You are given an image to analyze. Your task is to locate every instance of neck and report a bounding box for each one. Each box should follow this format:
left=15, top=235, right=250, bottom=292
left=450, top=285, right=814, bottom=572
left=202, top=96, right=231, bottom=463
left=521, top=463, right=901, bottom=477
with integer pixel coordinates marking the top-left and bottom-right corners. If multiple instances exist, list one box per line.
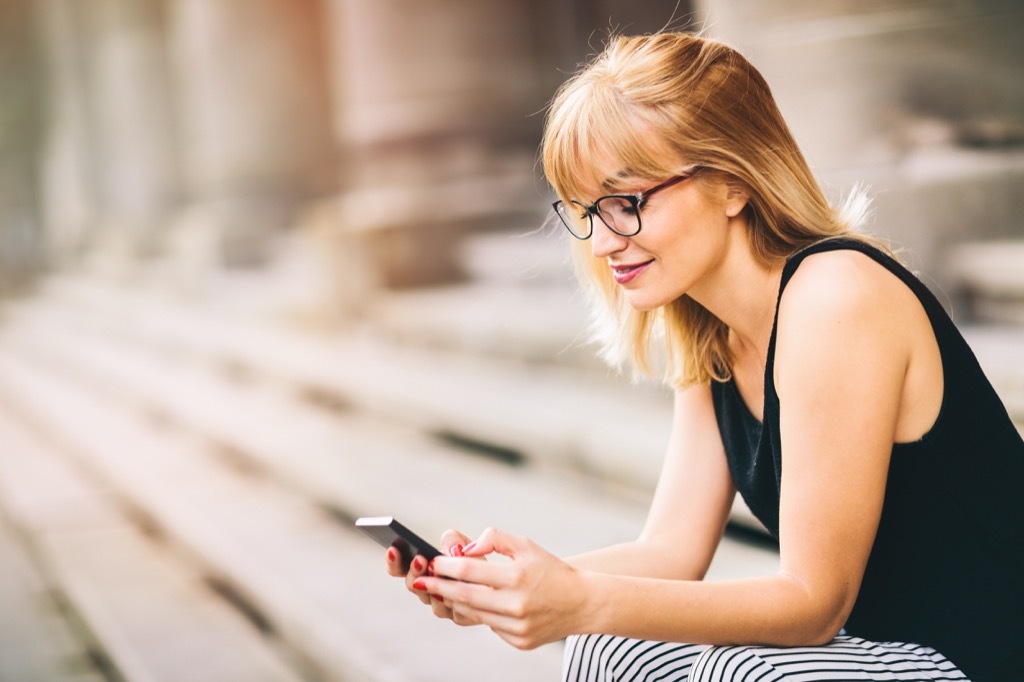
left=687, top=223, right=783, bottom=365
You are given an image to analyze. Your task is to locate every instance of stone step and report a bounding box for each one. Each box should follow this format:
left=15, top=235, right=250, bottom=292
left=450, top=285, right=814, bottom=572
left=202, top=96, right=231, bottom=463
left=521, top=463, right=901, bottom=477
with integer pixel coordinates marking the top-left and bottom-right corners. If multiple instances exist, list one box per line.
left=0, top=406, right=302, bottom=682
left=31, top=274, right=766, bottom=533
left=948, top=239, right=1024, bottom=324
left=2, top=293, right=777, bottom=575
left=35, top=277, right=672, bottom=489
left=2, top=306, right=639, bottom=555
left=370, top=282, right=596, bottom=370
left=0, top=483, right=104, bottom=682
left=384, top=226, right=608, bottom=372
left=456, top=227, right=574, bottom=288
left=0, top=334, right=572, bottom=681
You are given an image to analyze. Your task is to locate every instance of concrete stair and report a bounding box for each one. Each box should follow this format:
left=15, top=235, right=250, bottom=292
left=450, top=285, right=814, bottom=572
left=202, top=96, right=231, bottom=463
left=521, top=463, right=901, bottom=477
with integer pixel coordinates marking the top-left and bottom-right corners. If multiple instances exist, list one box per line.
left=0, top=325, right=569, bottom=681
left=0, top=458, right=106, bottom=682
left=0, top=393, right=303, bottom=682
left=949, top=239, right=1024, bottom=325
left=27, top=274, right=678, bottom=501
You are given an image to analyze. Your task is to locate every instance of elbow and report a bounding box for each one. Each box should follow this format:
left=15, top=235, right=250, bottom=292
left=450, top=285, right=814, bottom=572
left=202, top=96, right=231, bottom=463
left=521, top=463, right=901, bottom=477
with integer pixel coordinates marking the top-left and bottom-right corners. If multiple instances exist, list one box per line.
left=803, top=617, right=846, bottom=646
left=776, top=610, right=846, bottom=647
left=813, top=585, right=859, bottom=644
left=808, top=598, right=854, bottom=646
left=776, top=579, right=855, bottom=646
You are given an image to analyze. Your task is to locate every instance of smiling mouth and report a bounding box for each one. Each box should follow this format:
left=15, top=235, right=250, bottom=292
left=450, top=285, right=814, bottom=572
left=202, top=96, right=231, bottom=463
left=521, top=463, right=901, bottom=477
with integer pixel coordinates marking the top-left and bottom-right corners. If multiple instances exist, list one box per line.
left=611, top=260, right=654, bottom=284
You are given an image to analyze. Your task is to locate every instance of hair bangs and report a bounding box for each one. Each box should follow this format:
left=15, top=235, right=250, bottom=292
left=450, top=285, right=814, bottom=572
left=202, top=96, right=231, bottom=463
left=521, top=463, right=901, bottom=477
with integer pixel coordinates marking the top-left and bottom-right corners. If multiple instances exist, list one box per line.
left=544, top=80, right=677, bottom=205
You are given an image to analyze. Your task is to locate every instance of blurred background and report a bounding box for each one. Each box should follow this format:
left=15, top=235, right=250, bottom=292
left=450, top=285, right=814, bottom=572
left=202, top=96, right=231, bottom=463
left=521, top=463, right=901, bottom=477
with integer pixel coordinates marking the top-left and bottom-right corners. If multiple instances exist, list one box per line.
left=0, top=1, right=1021, bottom=680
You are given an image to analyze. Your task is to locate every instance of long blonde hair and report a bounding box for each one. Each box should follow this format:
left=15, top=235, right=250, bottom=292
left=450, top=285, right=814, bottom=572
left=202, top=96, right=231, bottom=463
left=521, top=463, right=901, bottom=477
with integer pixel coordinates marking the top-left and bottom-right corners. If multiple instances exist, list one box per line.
left=542, top=32, right=874, bottom=388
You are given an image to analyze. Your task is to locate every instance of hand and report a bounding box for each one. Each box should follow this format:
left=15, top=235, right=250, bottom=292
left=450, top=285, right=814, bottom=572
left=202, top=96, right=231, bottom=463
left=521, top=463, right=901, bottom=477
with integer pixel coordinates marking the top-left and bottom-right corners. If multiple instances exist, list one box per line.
left=414, top=528, right=588, bottom=650
left=385, top=529, right=473, bottom=620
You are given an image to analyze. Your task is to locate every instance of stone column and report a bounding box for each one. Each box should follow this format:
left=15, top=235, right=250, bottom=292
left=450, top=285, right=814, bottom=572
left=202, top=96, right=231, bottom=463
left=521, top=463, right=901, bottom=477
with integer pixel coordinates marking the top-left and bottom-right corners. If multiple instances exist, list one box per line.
left=319, top=0, right=552, bottom=290
left=81, top=0, right=178, bottom=276
left=164, top=0, right=333, bottom=276
left=35, top=0, right=96, bottom=269
left=0, top=0, right=45, bottom=292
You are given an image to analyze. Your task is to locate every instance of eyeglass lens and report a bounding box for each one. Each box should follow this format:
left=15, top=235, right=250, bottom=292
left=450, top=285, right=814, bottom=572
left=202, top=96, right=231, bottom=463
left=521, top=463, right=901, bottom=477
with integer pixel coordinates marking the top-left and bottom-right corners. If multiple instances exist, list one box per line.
left=556, top=196, right=640, bottom=239
left=555, top=201, right=591, bottom=238
left=593, top=196, right=640, bottom=235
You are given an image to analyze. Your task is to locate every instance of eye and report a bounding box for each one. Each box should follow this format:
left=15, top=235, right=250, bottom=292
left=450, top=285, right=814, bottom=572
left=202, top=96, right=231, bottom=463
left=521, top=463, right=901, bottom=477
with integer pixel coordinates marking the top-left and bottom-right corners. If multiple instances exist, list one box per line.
left=598, top=196, right=636, bottom=218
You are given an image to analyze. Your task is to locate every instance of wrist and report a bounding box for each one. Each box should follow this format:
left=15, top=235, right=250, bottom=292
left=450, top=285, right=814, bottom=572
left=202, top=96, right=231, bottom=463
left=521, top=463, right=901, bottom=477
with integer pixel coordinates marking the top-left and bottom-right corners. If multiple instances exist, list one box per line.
left=572, top=569, right=611, bottom=636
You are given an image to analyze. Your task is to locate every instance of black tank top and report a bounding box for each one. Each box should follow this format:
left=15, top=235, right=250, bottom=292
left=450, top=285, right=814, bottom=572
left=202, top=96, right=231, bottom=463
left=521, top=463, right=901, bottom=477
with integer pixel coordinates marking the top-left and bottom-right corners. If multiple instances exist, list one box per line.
left=711, top=238, right=1024, bottom=681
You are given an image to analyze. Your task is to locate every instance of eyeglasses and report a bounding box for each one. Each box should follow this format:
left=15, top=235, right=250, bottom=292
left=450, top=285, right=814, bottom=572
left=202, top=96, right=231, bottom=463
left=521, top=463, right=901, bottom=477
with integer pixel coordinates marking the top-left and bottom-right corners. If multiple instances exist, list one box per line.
left=552, top=167, right=701, bottom=240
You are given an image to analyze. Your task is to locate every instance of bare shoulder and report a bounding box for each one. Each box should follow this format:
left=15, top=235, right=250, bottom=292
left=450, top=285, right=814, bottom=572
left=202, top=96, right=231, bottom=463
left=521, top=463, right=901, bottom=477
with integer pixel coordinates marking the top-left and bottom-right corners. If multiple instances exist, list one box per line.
left=774, top=248, right=925, bottom=392
left=777, top=248, right=916, bottom=332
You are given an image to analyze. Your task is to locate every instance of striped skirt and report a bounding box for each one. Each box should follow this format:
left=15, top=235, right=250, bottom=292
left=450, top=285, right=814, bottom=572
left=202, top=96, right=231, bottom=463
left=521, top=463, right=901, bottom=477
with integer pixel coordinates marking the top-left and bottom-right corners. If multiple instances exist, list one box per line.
left=562, top=633, right=969, bottom=681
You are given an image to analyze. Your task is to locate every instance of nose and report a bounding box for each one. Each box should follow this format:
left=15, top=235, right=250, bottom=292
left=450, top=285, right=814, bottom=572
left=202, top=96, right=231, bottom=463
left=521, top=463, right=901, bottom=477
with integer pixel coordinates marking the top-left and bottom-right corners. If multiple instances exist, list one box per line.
left=590, top=220, right=629, bottom=259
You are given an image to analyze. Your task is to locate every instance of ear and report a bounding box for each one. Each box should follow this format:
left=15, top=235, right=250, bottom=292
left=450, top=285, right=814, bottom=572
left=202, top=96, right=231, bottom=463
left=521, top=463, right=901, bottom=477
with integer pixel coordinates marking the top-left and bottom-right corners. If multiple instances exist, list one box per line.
left=724, top=182, right=750, bottom=218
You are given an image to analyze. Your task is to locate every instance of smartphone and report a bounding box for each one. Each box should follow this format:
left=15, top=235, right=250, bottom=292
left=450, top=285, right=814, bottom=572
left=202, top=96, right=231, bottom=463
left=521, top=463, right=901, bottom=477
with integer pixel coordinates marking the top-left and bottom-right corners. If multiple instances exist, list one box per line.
left=355, top=516, right=441, bottom=567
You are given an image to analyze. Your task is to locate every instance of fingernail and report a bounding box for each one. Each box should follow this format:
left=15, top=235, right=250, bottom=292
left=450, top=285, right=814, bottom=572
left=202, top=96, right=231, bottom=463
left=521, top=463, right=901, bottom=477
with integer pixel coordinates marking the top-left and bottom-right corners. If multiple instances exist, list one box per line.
left=413, top=557, right=426, bottom=571
left=386, top=547, right=397, bottom=562
left=448, top=544, right=464, bottom=557
left=412, top=578, right=427, bottom=591
left=462, top=542, right=477, bottom=555
left=427, top=559, right=435, bottom=576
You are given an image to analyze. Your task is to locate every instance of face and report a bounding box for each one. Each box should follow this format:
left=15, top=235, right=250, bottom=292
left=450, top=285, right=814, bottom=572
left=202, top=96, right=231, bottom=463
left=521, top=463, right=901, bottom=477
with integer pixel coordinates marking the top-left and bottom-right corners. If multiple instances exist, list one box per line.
left=584, top=170, right=749, bottom=311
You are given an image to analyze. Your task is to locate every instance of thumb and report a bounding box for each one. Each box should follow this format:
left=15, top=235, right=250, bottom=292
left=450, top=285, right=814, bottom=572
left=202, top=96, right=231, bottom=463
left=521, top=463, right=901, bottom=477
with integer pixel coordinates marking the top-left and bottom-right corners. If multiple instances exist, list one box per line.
left=440, top=529, right=472, bottom=556
left=461, top=527, right=529, bottom=560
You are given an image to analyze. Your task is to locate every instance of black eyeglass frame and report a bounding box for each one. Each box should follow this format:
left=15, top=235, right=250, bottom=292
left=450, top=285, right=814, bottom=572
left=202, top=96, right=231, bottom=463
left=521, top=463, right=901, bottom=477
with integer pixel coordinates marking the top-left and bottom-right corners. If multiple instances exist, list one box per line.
left=552, top=167, right=702, bottom=240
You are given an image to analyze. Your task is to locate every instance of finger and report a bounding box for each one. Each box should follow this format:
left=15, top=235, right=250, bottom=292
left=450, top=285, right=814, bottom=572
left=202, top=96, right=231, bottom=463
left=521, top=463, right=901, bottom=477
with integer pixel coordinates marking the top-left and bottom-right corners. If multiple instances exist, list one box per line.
left=448, top=598, right=527, bottom=637
left=412, top=576, right=455, bottom=615
left=385, top=546, right=408, bottom=577
left=461, top=527, right=530, bottom=560
left=451, top=603, right=483, bottom=627
left=491, top=626, right=538, bottom=651
left=429, top=596, right=453, bottom=620
left=405, top=555, right=432, bottom=605
left=431, top=556, right=523, bottom=590
left=416, top=572, right=516, bottom=615
left=440, top=529, right=472, bottom=557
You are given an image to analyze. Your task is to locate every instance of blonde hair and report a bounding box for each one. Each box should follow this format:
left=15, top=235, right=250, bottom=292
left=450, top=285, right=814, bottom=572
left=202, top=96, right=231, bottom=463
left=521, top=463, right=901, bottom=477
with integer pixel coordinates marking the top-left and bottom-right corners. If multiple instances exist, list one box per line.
left=542, top=32, right=876, bottom=388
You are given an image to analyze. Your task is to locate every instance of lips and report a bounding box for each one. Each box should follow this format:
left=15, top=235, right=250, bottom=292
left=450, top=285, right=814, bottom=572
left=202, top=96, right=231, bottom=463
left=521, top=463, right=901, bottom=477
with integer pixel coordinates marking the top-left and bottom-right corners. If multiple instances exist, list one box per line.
left=611, top=259, right=654, bottom=284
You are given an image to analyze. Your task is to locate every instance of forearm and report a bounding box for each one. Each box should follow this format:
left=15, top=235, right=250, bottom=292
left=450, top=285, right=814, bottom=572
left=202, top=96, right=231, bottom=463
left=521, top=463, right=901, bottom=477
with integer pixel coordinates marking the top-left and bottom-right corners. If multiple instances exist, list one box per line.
left=576, top=571, right=844, bottom=647
left=566, top=538, right=711, bottom=581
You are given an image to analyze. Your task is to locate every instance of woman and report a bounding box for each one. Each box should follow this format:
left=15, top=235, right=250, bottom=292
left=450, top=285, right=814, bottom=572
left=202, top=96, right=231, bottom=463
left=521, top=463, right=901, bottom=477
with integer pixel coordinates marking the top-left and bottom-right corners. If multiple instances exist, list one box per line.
left=386, top=32, right=1024, bottom=681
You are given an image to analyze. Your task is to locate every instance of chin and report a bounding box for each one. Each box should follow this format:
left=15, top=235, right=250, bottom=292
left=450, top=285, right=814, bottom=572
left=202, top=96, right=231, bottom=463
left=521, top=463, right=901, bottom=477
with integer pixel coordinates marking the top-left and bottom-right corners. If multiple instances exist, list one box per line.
left=622, top=290, right=670, bottom=312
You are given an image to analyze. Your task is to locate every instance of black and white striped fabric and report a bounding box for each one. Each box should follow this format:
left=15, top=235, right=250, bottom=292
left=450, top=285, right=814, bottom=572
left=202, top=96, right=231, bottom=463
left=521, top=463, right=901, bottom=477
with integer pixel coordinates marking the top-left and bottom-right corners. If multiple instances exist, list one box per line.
left=562, top=634, right=969, bottom=681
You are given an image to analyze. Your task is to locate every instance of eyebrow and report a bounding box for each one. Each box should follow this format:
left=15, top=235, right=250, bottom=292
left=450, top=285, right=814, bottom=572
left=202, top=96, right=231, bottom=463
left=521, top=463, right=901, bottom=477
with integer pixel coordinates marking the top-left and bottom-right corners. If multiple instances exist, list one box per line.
left=600, top=169, right=639, bottom=192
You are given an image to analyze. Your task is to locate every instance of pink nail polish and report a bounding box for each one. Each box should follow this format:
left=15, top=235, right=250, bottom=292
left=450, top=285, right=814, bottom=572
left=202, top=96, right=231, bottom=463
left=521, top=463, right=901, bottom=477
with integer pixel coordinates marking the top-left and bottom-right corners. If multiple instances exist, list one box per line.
left=462, top=542, right=477, bottom=555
